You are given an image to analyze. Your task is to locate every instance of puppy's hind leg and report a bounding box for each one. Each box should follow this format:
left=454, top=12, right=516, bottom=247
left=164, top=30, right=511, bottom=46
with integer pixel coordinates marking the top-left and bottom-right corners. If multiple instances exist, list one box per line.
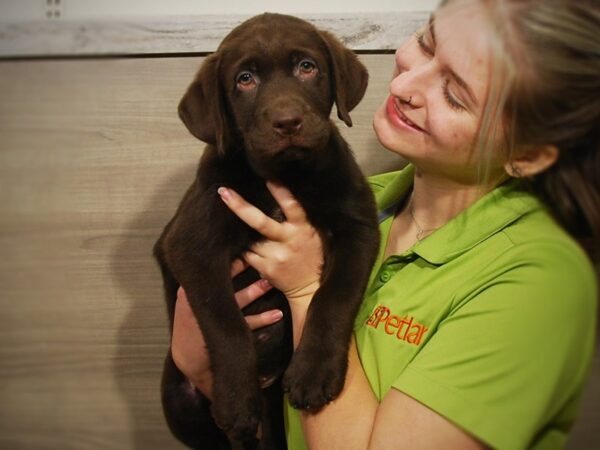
left=156, top=236, right=232, bottom=449
left=257, top=381, right=287, bottom=450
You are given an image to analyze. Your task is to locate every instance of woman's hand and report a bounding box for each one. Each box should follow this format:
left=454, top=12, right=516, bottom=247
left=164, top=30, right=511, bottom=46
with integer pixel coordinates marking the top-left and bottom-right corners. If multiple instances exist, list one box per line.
left=171, top=259, right=282, bottom=399
left=217, top=182, right=323, bottom=302
left=218, top=182, right=324, bottom=347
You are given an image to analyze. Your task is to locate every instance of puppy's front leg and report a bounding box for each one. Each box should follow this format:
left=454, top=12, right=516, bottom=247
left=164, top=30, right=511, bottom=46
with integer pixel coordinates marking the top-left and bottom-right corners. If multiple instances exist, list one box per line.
left=175, top=256, right=262, bottom=442
left=164, top=190, right=263, bottom=442
left=283, top=223, right=379, bottom=412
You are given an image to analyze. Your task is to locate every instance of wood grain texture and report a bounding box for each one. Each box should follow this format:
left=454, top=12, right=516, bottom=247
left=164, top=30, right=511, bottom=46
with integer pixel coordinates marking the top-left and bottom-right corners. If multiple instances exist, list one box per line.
left=0, top=54, right=398, bottom=450
left=0, top=55, right=597, bottom=450
left=0, top=12, right=427, bottom=58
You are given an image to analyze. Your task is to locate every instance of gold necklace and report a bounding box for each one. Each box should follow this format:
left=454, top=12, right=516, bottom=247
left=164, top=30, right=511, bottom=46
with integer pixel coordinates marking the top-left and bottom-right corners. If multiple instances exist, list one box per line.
left=409, top=205, right=439, bottom=241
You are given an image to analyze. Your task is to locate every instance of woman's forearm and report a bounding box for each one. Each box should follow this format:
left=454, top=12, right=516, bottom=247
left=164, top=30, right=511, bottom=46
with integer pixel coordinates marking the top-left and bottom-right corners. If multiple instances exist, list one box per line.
left=288, top=294, right=312, bottom=349
left=190, top=371, right=214, bottom=400
left=299, top=337, right=379, bottom=450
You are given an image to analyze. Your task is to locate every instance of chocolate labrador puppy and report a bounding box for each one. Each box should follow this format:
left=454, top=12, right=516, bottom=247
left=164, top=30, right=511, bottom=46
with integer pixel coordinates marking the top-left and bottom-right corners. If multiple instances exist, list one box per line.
left=154, top=13, right=379, bottom=449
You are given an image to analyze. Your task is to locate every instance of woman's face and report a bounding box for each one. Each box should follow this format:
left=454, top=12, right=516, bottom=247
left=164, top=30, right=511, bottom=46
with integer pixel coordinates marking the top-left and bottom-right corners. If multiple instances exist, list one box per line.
left=373, top=0, right=507, bottom=185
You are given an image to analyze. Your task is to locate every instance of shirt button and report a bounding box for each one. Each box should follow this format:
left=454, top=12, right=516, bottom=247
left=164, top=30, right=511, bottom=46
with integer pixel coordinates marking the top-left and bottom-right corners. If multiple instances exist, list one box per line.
left=379, top=271, right=392, bottom=283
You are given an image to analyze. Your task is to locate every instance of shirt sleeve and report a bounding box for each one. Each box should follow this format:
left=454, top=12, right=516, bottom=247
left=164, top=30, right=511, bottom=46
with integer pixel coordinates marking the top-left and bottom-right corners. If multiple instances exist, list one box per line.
left=392, top=242, right=597, bottom=450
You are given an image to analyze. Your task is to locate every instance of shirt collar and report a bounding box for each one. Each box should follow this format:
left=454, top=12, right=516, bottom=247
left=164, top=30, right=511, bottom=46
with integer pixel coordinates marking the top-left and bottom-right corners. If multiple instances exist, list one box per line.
left=374, top=165, right=543, bottom=265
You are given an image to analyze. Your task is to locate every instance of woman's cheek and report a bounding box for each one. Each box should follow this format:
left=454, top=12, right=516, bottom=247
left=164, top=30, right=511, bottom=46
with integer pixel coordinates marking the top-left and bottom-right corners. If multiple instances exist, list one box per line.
left=430, top=100, right=475, bottom=143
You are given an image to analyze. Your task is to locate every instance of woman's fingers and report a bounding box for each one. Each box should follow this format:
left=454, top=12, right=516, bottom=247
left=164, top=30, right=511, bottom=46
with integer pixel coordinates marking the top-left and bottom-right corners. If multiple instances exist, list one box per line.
left=232, top=268, right=282, bottom=330
left=178, top=283, right=281, bottom=332
left=218, top=187, right=285, bottom=241
left=230, top=258, right=248, bottom=277
left=245, top=309, right=283, bottom=330
left=181, top=259, right=275, bottom=314
left=234, top=277, right=272, bottom=309
left=266, top=181, right=307, bottom=224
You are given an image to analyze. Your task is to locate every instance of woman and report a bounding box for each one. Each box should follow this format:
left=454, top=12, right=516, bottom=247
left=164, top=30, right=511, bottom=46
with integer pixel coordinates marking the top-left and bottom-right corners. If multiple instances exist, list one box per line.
left=171, top=0, right=599, bottom=448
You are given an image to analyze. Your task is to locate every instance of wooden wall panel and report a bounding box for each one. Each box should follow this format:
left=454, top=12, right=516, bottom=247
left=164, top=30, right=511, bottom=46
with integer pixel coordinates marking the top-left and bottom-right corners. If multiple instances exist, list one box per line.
left=0, top=55, right=397, bottom=449
left=0, top=13, right=427, bottom=57
left=0, top=55, right=597, bottom=449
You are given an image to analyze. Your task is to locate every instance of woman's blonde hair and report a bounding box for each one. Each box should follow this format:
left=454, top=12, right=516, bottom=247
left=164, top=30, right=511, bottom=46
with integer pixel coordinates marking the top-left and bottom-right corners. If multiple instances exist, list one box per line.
left=475, top=0, right=600, bottom=262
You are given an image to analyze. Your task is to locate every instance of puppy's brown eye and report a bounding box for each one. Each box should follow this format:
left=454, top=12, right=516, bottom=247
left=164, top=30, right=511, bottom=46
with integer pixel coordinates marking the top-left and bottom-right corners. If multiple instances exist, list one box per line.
left=295, top=58, right=318, bottom=80
left=236, top=71, right=257, bottom=90
left=299, top=60, right=316, bottom=73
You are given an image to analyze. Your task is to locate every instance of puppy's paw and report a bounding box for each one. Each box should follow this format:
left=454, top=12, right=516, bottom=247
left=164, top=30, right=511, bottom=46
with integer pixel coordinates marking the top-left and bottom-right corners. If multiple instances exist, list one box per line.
left=282, top=350, right=347, bottom=412
left=211, top=385, right=261, bottom=442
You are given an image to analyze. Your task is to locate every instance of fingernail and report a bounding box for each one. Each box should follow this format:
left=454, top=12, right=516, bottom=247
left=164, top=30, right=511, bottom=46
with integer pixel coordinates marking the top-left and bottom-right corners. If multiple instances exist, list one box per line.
left=259, top=278, right=272, bottom=289
left=217, top=187, right=231, bottom=201
left=270, top=310, right=283, bottom=321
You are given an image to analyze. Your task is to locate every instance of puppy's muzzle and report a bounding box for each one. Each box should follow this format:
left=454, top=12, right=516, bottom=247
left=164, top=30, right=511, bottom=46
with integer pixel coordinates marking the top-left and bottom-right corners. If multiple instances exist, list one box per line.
left=273, top=109, right=303, bottom=137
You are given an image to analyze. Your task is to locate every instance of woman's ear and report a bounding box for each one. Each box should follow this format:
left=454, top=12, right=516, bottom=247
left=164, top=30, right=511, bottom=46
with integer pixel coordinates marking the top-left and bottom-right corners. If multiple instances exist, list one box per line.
left=504, top=145, right=559, bottom=178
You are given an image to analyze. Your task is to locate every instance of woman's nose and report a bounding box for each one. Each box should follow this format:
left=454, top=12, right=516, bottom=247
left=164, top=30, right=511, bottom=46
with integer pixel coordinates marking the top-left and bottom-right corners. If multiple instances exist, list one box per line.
left=389, top=57, right=437, bottom=108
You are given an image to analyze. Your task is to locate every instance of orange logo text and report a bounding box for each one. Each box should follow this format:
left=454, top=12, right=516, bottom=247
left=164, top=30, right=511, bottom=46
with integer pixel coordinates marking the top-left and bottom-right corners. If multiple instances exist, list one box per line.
left=366, top=305, right=428, bottom=346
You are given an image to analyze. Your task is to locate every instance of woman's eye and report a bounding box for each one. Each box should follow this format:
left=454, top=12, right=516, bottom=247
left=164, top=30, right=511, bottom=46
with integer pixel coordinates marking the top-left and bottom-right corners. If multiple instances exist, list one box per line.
left=415, top=31, right=434, bottom=57
left=443, top=79, right=465, bottom=112
left=236, top=71, right=257, bottom=89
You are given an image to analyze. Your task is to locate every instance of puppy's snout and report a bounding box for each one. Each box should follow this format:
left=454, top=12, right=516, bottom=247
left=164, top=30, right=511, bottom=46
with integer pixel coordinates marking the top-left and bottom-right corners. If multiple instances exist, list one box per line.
left=273, top=113, right=303, bottom=137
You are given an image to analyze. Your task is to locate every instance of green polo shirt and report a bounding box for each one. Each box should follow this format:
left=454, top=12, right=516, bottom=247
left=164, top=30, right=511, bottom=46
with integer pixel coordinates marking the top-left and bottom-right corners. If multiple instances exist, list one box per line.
left=285, top=165, right=597, bottom=450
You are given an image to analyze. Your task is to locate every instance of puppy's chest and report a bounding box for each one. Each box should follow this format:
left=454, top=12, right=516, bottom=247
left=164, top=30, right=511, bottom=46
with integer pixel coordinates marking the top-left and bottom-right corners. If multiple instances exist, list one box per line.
left=250, top=193, right=287, bottom=226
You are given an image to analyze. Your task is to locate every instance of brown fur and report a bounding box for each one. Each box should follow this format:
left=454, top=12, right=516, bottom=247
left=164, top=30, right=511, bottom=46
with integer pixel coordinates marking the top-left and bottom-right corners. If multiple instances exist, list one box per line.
left=154, top=13, right=379, bottom=449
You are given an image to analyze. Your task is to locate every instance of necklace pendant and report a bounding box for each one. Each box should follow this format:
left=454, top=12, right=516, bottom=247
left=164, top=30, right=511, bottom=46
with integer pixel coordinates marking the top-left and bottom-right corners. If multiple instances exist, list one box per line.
left=416, top=230, right=425, bottom=241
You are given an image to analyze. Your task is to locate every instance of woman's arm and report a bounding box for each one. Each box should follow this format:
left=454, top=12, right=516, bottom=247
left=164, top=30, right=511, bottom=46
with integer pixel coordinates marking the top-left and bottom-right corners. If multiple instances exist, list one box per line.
left=293, top=333, right=485, bottom=450
left=218, top=184, right=488, bottom=449
left=300, top=337, right=378, bottom=449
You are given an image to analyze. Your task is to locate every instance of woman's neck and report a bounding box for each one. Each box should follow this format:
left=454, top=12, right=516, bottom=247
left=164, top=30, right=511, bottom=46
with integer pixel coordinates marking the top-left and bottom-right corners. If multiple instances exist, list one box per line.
left=408, top=171, right=492, bottom=230
left=383, top=169, right=501, bottom=259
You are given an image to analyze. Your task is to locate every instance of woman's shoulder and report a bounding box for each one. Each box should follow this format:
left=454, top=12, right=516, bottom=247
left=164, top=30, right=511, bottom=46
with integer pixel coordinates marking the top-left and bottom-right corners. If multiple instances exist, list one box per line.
left=480, top=205, right=598, bottom=316
left=503, top=205, right=594, bottom=275
left=475, top=183, right=596, bottom=286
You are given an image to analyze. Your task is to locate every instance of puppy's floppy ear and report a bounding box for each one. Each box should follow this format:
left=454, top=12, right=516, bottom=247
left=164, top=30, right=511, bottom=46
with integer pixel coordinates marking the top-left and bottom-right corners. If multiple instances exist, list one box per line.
left=178, top=53, right=230, bottom=153
left=319, top=30, right=369, bottom=127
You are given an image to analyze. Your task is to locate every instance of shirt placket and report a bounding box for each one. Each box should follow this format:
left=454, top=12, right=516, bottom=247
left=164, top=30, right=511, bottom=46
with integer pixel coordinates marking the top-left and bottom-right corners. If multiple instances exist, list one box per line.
left=367, top=253, right=416, bottom=297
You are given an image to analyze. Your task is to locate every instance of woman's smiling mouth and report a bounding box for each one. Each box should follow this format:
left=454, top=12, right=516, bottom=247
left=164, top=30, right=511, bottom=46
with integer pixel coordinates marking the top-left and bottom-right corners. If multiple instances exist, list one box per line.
left=385, top=96, right=427, bottom=134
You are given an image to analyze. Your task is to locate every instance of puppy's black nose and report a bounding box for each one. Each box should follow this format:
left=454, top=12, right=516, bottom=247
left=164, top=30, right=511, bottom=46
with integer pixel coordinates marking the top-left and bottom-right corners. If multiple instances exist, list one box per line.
left=273, top=115, right=303, bottom=137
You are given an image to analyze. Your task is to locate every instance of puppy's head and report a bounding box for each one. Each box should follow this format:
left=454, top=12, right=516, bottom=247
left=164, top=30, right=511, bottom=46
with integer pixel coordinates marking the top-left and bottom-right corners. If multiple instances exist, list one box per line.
left=178, top=13, right=368, bottom=178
